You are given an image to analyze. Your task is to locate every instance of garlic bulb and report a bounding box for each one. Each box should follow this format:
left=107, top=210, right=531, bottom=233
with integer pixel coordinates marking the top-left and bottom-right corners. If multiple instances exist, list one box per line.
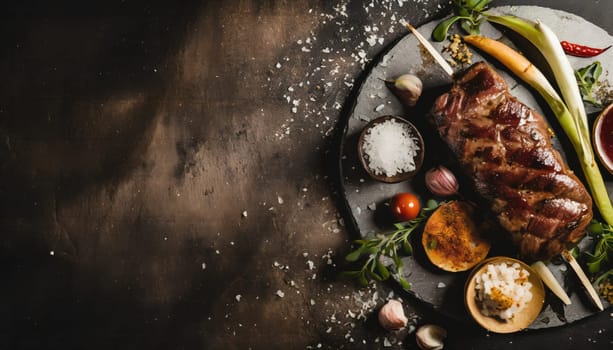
left=424, top=166, right=459, bottom=197
left=415, top=324, right=447, bottom=350
left=378, top=299, right=408, bottom=331
left=385, top=74, right=423, bottom=107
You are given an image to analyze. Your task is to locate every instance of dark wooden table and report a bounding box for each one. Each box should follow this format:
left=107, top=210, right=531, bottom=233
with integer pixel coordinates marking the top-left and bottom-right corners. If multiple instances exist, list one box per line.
left=1, top=1, right=611, bottom=349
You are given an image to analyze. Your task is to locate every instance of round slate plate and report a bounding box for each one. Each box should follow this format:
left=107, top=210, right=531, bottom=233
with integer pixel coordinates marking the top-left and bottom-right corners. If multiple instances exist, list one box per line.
left=339, top=6, right=613, bottom=330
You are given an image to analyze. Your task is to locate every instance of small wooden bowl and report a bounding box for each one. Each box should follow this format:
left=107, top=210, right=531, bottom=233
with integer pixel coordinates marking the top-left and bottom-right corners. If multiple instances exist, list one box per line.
left=357, top=116, right=425, bottom=183
left=464, top=257, right=545, bottom=334
left=593, top=103, right=613, bottom=175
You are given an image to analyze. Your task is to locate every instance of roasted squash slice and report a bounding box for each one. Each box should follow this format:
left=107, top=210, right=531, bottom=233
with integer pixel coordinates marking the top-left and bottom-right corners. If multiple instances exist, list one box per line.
left=422, top=201, right=491, bottom=272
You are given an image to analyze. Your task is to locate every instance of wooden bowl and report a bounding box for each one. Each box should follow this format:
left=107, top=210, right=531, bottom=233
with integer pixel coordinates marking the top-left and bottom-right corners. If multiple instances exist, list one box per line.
left=357, top=116, right=424, bottom=183
left=593, top=103, right=613, bottom=175
left=464, top=257, right=545, bottom=334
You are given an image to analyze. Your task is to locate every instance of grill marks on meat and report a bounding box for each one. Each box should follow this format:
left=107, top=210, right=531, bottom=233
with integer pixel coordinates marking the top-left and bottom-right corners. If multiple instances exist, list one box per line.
left=431, top=62, right=593, bottom=261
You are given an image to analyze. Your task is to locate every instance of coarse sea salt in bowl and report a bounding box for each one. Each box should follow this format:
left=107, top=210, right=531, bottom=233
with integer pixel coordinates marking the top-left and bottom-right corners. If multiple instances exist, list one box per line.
left=464, top=257, right=545, bottom=334
left=357, top=116, right=424, bottom=183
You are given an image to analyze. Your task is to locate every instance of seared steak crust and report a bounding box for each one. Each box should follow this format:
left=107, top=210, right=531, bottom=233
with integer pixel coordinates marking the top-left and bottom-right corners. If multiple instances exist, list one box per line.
left=431, top=62, right=593, bottom=261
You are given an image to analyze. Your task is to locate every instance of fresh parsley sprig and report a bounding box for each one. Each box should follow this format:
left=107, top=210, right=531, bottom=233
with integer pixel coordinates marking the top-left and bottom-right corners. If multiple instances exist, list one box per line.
left=343, top=200, right=440, bottom=289
left=432, top=0, right=493, bottom=41
left=583, top=220, right=613, bottom=285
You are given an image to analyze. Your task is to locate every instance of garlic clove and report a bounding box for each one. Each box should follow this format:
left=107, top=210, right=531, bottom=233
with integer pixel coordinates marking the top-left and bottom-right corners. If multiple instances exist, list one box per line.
left=424, top=165, right=459, bottom=197
left=415, top=324, right=447, bottom=350
left=378, top=299, right=408, bottom=331
left=385, top=74, right=423, bottom=107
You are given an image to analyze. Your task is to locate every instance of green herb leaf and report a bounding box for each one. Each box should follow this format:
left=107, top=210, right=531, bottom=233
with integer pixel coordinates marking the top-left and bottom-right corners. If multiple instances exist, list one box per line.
left=402, top=238, right=413, bottom=255
left=345, top=248, right=363, bottom=262
left=586, top=252, right=607, bottom=274
left=432, top=0, right=492, bottom=41
left=376, top=260, right=391, bottom=280
left=433, top=16, right=466, bottom=42
left=398, top=275, right=411, bottom=290
left=575, top=61, right=603, bottom=106
left=594, top=268, right=613, bottom=286
left=342, top=201, right=440, bottom=287
left=358, top=273, right=369, bottom=286
left=581, top=220, right=613, bottom=282
left=472, top=0, right=493, bottom=12
left=340, top=270, right=362, bottom=279
left=588, top=220, right=605, bottom=235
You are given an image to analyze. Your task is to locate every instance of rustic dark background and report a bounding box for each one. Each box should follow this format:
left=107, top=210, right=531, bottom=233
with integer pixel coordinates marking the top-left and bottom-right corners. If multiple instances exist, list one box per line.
left=0, top=0, right=611, bottom=349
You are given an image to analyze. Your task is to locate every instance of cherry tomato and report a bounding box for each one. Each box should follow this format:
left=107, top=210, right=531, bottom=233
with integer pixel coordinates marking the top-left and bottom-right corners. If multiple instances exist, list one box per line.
left=390, top=193, right=421, bottom=221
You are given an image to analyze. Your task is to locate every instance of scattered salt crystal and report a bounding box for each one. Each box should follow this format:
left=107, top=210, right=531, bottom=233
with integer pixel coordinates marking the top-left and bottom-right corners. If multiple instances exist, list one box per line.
left=275, top=62, right=281, bottom=69
left=277, top=196, right=284, bottom=204
left=374, top=104, right=385, bottom=112
left=367, top=202, right=376, bottom=211
left=49, top=251, right=55, bottom=256
left=276, top=290, right=285, bottom=298
left=437, top=282, right=446, bottom=288
left=366, top=34, right=378, bottom=47
left=242, top=210, right=248, bottom=217
left=235, top=294, right=242, bottom=302
left=201, top=262, right=206, bottom=270
left=383, top=337, right=392, bottom=347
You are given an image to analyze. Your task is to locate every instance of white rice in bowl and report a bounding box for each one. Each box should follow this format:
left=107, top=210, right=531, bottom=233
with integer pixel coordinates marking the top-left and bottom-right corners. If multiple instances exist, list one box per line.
left=474, top=262, right=533, bottom=321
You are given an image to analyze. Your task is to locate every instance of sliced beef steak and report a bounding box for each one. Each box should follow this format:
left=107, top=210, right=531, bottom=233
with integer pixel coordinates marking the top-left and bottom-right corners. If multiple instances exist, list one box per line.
left=431, top=62, right=593, bottom=261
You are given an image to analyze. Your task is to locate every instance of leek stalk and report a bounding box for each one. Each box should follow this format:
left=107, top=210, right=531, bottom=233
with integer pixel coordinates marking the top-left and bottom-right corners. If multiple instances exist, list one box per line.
left=481, top=14, right=613, bottom=225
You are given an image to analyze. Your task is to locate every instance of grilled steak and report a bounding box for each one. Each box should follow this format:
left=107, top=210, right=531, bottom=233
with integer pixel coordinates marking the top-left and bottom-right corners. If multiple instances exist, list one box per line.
left=431, top=62, right=593, bottom=261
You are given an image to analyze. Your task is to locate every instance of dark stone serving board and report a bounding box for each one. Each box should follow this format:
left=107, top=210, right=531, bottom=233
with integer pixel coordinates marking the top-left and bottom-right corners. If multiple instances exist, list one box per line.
left=339, top=6, right=613, bottom=330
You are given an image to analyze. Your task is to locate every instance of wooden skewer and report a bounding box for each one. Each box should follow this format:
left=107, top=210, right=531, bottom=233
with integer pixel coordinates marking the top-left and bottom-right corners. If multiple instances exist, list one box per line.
left=404, top=22, right=455, bottom=77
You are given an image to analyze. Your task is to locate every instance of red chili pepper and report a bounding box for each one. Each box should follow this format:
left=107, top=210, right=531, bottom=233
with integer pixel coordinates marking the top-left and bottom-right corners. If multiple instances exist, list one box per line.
left=561, top=40, right=611, bottom=57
